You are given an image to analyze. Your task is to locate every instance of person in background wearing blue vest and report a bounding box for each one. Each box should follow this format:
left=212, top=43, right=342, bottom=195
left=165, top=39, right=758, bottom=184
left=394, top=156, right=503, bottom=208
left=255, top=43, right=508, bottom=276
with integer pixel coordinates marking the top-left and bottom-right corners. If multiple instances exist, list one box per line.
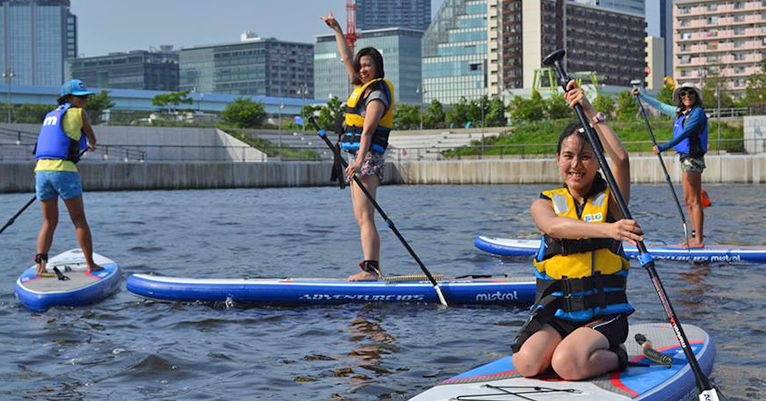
left=322, top=12, right=396, bottom=281
left=511, top=81, right=643, bottom=381
left=633, top=83, right=708, bottom=248
left=33, top=79, right=102, bottom=276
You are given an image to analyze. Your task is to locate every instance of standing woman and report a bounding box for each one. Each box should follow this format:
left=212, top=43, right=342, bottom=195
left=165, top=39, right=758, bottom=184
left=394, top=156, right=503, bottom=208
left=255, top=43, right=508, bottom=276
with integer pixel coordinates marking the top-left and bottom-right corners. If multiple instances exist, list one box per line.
left=33, top=79, right=102, bottom=275
left=512, top=81, right=643, bottom=380
left=633, top=83, right=707, bottom=248
left=321, top=11, right=395, bottom=281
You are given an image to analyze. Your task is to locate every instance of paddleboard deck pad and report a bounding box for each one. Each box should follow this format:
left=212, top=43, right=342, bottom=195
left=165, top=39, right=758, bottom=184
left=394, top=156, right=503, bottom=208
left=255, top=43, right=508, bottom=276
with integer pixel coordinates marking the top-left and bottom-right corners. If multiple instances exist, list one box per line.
left=14, top=249, right=121, bottom=311
left=126, top=274, right=536, bottom=306
left=476, top=236, right=766, bottom=264
left=410, top=323, right=714, bottom=401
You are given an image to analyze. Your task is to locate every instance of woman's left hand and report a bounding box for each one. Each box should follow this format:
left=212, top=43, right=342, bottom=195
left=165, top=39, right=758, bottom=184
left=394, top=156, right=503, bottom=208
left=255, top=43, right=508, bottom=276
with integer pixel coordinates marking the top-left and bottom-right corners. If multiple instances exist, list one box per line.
left=345, top=160, right=362, bottom=178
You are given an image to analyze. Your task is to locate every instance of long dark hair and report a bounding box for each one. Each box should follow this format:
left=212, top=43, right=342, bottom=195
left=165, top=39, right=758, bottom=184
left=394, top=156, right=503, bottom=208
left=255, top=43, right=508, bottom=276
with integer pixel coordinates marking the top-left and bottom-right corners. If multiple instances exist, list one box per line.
left=351, top=47, right=385, bottom=85
left=556, top=123, right=587, bottom=154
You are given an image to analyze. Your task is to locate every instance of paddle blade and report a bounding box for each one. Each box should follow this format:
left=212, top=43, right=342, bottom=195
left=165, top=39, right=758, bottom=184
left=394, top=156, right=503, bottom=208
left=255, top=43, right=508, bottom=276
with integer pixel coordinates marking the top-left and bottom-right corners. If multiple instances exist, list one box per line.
left=701, top=188, right=712, bottom=208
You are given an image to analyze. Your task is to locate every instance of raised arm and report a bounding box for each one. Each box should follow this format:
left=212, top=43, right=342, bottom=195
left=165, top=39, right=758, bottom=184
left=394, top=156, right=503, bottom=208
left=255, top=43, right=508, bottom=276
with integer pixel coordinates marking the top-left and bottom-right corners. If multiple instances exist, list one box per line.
left=632, top=88, right=677, bottom=117
left=321, top=11, right=356, bottom=80
left=564, top=80, right=631, bottom=204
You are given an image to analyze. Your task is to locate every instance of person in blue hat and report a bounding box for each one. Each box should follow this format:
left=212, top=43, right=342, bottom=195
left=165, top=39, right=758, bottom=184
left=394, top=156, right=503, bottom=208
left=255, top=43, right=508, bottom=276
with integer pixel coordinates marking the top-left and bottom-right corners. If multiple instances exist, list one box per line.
left=32, top=79, right=103, bottom=275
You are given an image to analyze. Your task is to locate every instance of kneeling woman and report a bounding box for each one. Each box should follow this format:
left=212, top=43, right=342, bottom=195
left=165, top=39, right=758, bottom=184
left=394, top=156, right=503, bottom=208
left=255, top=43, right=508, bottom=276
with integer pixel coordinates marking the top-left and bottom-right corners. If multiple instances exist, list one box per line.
left=512, top=81, right=644, bottom=381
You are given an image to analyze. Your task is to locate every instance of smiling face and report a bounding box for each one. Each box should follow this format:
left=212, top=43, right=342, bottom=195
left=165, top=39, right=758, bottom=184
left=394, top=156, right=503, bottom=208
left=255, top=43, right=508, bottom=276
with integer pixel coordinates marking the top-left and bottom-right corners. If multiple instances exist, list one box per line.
left=358, top=55, right=377, bottom=84
left=680, top=89, right=696, bottom=109
left=557, top=134, right=599, bottom=196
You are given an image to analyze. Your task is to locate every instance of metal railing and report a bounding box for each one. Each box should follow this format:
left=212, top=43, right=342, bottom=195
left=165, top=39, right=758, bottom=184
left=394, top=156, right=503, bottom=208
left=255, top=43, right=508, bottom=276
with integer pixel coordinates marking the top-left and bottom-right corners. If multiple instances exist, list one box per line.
left=0, top=126, right=147, bottom=161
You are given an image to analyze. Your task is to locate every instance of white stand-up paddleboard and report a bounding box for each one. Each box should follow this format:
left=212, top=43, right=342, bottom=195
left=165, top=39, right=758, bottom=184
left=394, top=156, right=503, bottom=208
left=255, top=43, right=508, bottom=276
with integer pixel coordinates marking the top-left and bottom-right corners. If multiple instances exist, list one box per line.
left=476, top=236, right=766, bottom=264
left=14, top=249, right=121, bottom=311
left=410, top=323, right=715, bottom=401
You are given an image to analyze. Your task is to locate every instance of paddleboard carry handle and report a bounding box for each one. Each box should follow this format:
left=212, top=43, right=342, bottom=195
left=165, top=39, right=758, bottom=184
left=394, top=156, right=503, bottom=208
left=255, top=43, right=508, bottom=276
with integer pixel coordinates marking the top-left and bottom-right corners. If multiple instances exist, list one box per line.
left=308, top=116, right=449, bottom=307
left=543, top=49, right=720, bottom=401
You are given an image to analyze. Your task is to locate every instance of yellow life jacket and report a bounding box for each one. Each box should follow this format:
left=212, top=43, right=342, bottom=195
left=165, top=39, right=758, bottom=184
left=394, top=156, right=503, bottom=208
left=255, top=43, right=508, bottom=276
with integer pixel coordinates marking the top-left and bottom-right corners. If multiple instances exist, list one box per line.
left=341, top=78, right=395, bottom=154
left=533, top=185, right=630, bottom=280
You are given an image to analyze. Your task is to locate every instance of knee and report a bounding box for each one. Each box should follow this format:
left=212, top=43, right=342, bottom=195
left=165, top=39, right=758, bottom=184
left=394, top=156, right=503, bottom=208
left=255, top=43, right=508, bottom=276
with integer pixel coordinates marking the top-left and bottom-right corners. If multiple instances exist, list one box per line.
left=551, top=349, right=585, bottom=381
left=512, top=349, right=546, bottom=378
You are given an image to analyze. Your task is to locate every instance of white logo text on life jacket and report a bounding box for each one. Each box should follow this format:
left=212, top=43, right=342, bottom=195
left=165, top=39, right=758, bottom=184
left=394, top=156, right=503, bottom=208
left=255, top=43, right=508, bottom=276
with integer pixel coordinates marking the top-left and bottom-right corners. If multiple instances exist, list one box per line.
left=43, top=115, right=59, bottom=126
left=583, top=213, right=603, bottom=223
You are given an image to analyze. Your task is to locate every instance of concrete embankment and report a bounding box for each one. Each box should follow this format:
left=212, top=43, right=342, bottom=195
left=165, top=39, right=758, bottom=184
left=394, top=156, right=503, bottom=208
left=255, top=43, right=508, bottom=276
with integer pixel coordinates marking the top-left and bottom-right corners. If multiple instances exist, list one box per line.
left=2, top=154, right=765, bottom=193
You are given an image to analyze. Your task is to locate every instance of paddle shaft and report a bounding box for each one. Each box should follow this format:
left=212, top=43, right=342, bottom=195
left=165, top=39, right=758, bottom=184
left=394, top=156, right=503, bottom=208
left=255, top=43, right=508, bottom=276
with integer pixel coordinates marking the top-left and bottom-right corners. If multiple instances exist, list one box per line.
left=309, top=117, right=448, bottom=306
left=0, top=149, right=89, bottom=235
left=543, top=50, right=714, bottom=396
left=632, top=88, right=689, bottom=242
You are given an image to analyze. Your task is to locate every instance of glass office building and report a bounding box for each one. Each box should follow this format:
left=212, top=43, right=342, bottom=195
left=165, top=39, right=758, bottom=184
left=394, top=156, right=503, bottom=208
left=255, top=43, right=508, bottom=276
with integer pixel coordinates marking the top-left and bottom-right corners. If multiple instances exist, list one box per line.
left=0, top=0, right=77, bottom=87
left=68, top=47, right=179, bottom=91
left=314, top=28, right=424, bottom=104
left=357, top=0, right=431, bottom=31
left=422, top=0, right=488, bottom=105
left=179, top=33, right=313, bottom=98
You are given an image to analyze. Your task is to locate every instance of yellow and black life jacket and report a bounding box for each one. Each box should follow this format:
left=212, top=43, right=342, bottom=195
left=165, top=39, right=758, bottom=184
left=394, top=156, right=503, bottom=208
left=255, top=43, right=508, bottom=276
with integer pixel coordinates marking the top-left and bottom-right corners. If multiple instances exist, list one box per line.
left=530, top=177, right=633, bottom=322
left=340, top=78, right=394, bottom=154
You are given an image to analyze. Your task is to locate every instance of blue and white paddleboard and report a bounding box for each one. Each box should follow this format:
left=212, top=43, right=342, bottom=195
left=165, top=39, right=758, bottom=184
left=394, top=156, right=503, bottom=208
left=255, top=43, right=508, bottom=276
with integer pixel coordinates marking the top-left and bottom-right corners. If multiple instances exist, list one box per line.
left=126, top=274, right=536, bottom=306
left=475, top=236, right=766, bottom=264
left=14, top=249, right=121, bottom=311
left=410, top=323, right=715, bottom=401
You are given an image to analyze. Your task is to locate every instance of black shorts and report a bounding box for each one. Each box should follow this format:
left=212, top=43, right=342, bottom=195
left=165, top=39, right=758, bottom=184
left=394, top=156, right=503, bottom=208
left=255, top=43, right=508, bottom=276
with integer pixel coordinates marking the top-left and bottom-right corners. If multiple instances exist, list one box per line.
left=514, top=313, right=629, bottom=352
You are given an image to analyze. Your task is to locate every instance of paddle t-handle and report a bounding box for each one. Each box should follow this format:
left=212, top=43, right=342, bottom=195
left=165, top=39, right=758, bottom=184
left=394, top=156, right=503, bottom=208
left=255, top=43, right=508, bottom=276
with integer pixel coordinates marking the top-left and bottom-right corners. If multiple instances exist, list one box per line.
left=542, top=49, right=718, bottom=400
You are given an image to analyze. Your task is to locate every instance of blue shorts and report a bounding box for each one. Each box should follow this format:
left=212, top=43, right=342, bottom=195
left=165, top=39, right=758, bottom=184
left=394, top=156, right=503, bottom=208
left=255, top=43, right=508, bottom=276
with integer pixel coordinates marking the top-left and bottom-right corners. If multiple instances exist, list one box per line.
left=35, top=171, right=83, bottom=201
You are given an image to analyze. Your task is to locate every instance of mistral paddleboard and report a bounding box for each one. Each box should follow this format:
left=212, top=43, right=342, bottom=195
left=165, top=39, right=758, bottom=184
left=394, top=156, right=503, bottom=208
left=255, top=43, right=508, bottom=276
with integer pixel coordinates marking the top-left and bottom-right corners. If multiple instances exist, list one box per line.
left=410, top=323, right=715, bottom=401
left=14, top=249, right=121, bottom=311
left=475, top=236, right=766, bottom=264
left=126, top=274, right=536, bottom=306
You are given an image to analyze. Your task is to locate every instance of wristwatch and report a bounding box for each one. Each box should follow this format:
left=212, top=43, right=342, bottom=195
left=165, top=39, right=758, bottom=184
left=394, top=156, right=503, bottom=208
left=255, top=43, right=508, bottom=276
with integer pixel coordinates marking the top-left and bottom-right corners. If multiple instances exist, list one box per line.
left=591, top=112, right=607, bottom=126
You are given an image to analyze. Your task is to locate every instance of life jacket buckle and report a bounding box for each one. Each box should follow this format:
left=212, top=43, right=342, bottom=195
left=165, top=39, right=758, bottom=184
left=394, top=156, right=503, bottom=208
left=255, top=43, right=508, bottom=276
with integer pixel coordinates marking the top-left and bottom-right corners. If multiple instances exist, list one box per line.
left=564, top=295, right=586, bottom=312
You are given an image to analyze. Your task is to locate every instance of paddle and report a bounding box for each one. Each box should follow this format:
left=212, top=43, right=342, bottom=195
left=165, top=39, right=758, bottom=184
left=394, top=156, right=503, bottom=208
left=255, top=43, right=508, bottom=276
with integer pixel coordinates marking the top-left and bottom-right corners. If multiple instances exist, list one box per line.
left=630, top=79, right=690, bottom=247
left=0, top=148, right=89, bottom=235
left=308, top=116, right=449, bottom=307
left=543, top=49, right=721, bottom=401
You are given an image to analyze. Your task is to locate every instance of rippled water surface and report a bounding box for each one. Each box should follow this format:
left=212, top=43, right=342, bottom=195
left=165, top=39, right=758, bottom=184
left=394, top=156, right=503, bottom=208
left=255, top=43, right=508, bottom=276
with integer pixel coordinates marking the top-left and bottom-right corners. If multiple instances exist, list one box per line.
left=1, top=184, right=765, bottom=400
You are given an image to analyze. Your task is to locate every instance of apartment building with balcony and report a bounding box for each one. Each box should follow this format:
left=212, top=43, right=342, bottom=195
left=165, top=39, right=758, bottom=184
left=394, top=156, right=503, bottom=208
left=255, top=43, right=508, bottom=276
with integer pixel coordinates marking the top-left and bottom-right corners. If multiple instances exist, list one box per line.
left=674, top=0, right=766, bottom=98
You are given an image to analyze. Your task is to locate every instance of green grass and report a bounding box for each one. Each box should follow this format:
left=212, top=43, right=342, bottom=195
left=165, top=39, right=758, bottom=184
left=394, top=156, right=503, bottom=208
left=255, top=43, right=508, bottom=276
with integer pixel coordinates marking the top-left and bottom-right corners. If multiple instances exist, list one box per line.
left=442, top=118, right=744, bottom=158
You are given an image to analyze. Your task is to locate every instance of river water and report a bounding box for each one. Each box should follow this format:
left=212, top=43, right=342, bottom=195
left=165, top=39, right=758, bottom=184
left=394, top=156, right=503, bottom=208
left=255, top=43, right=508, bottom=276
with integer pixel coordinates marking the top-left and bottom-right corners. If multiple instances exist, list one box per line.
left=1, top=184, right=764, bottom=400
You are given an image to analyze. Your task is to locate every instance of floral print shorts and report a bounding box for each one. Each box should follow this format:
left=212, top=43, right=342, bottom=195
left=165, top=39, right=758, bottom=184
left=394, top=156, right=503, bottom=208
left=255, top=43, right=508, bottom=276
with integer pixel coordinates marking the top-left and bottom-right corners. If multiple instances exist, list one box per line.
left=349, top=151, right=385, bottom=182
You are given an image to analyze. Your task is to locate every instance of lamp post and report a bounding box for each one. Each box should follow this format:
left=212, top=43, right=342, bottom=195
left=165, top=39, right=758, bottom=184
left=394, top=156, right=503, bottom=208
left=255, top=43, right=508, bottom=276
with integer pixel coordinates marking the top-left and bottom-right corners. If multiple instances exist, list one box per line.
left=3, top=69, right=14, bottom=124
left=278, top=102, right=284, bottom=154
left=300, top=85, right=308, bottom=131
left=416, top=85, right=427, bottom=130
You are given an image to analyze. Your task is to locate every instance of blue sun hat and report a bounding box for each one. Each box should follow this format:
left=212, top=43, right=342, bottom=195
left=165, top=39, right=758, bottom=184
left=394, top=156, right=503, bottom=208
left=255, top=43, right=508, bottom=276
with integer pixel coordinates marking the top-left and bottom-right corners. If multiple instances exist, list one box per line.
left=59, top=79, right=95, bottom=100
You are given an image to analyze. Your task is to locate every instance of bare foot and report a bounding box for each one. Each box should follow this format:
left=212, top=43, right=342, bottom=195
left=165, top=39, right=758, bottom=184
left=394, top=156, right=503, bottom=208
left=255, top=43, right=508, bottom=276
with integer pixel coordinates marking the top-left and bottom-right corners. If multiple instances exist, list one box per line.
left=36, top=261, right=49, bottom=277
left=680, top=239, right=704, bottom=248
left=87, top=264, right=105, bottom=273
left=346, top=271, right=380, bottom=282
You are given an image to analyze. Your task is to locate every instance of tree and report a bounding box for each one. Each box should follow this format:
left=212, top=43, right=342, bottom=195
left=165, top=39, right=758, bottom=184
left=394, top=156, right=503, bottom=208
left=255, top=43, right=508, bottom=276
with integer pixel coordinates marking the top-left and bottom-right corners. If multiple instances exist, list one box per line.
left=447, top=97, right=471, bottom=128
left=221, top=97, right=266, bottom=128
left=485, top=96, right=506, bottom=127
left=544, top=93, right=570, bottom=120
left=656, top=79, right=675, bottom=105
left=393, top=103, right=420, bottom=130
left=15, top=104, right=54, bottom=124
left=423, top=99, right=445, bottom=129
left=85, top=90, right=115, bottom=124
left=317, top=96, right=344, bottom=131
left=507, top=90, right=544, bottom=123
left=592, top=94, right=615, bottom=116
left=152, top=90, right=193, bottom=113
left=743, top=59, right=766, bottom=108
left=615, top=90, right=639, bottom=121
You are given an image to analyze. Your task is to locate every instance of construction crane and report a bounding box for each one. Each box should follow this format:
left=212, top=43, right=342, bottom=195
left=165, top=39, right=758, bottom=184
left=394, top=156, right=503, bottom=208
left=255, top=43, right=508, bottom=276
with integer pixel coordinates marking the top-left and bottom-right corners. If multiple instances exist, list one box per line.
left=346, top=0, right=358, bottom=52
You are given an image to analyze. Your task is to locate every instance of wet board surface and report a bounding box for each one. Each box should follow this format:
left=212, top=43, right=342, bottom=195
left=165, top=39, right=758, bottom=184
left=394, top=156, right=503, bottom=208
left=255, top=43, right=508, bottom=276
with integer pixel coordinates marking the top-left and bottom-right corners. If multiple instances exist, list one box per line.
left=14, top=249, right=121, bottom=311
left=126, top=273, right=537, bottom=306
left=410, top=323, right=714, bottom=401
left=475, top=236, right=766, bottom=264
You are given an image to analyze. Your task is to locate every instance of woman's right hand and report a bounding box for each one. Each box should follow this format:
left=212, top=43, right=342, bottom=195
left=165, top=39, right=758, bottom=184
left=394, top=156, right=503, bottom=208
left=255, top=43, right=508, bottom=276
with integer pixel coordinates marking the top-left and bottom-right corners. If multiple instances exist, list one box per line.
left=632, top=88, right=640, bottom=97
left=321, top=11, right=342, bottom=32
left=608, top=219, right=644, bottom=245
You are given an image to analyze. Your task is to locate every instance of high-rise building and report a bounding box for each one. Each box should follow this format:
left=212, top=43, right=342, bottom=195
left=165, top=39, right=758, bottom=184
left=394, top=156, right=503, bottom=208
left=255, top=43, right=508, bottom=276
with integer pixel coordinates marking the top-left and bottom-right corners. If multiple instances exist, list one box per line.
left=511, top=0, right=646, bottom=89
left=674, top=0, right=766, bottom=99
left=646, top=36, right=665, bottom=90
left=569, top=0, right=645, bottom=15
left=659, top=0, right=674, bottom=77
left=356, top=0, right=431, bottom=31
left=67, top=47, right=179, bottom=91
left=0, top=0, right=77, bottom=87
left=314, top=28, right=424, bottom=104
left=422, top=0, right=489, bottom=104
left=179, top=32, right=314, bottom=98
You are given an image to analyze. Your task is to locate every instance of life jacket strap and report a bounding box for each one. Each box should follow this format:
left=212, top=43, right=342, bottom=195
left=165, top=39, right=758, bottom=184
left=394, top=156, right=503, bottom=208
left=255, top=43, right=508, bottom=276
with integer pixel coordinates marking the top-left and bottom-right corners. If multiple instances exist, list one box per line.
left=359, top=260, right=381, bottom=277
left=34, top=253, right=48, bottom=263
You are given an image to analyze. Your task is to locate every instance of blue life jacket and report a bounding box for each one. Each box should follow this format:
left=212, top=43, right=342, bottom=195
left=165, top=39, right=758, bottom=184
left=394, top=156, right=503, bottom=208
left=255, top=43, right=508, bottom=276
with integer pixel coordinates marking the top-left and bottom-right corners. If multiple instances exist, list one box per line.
left=34, top=103, right=87, bottom=163
left=672, top=107, right=708, bottom=157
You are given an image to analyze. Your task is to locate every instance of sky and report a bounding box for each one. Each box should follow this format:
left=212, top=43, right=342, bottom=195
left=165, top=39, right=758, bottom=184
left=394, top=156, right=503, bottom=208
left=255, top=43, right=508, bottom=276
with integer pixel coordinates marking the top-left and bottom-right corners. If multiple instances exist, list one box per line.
left=70, top=0, right=446, bottom=57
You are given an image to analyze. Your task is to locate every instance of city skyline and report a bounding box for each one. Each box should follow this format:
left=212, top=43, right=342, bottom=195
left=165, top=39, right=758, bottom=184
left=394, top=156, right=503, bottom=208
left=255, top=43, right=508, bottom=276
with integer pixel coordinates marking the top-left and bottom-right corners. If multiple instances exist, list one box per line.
left=70, top=0, right=446, bottom=57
